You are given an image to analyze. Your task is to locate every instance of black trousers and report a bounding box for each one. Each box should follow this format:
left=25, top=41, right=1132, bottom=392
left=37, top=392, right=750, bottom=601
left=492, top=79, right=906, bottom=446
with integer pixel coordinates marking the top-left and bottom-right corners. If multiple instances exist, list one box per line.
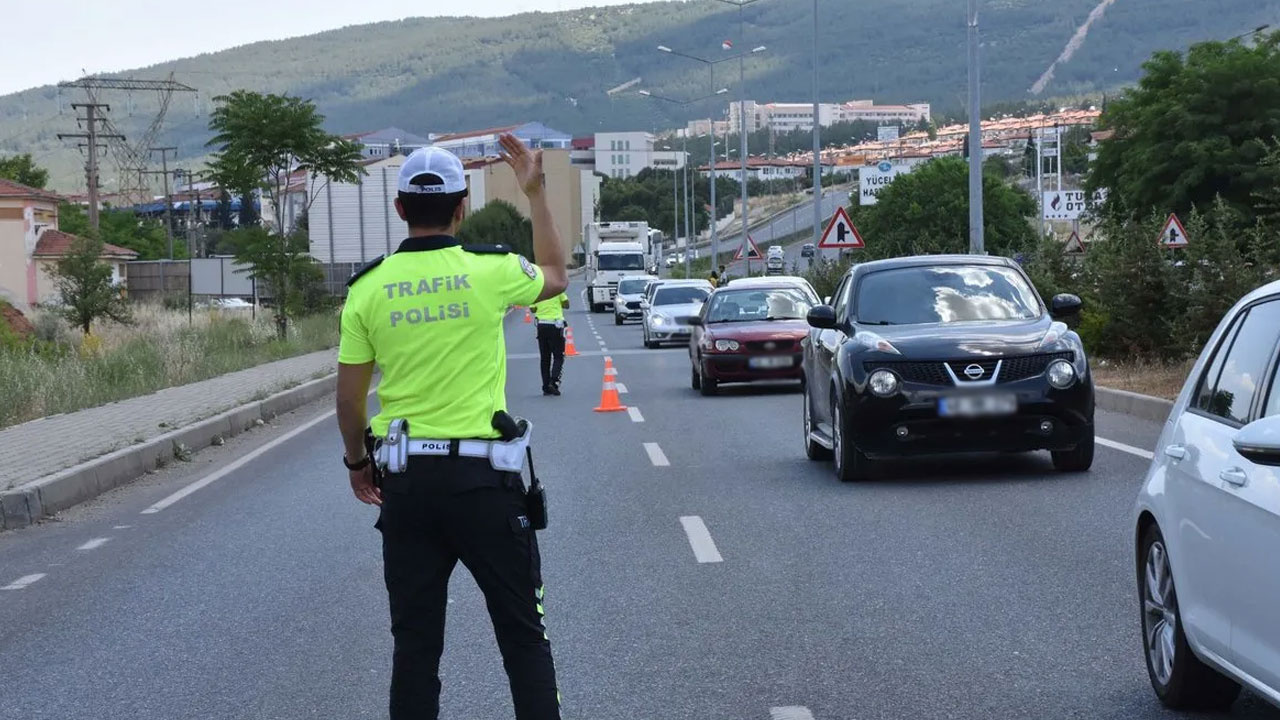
left=536, top=324, right=566, bottom=389
left=378, top=456, right=560, bottom=720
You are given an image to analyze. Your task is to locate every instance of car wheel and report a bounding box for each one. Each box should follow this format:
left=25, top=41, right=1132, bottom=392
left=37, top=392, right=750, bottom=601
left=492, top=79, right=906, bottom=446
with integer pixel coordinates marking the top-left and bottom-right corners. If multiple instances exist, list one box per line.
left=691, top=362, right=702, bottom=390
left=832, top=392, right=870, bottom=482
left=1139, top=524, right=1241, bottom=710
left=803, top=383, right=832, bottom=461
left=615, top=314, right=623, bottom=326
left=699, top=370, right=718, bottom=396
left=1052, top=424, right=1095, bottom=471
left=591, top=303, right=603, bottom=313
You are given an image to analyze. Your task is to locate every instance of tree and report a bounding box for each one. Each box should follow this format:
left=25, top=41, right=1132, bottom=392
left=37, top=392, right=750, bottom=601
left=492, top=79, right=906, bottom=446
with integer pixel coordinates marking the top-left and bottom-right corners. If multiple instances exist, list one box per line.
left=48, top=234, right=130, bottom=335
left=0, top=154, right=49, bottom=189
left=849, top=156, right=1037, bottom=259
left=206, top=91, right=364, bottom=336
left=57, top=202, right=171, bottom=260
left=1088, top=32, right=1280, bottom=223
left=215, top=190, right=236, bottom=230
left=456, top=200, right=534, bottom=259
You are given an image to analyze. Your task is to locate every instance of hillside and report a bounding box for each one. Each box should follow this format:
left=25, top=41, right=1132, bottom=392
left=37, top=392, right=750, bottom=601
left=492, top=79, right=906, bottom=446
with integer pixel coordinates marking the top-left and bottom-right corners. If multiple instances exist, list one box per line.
left=2, top=0, right=1275, bottom=192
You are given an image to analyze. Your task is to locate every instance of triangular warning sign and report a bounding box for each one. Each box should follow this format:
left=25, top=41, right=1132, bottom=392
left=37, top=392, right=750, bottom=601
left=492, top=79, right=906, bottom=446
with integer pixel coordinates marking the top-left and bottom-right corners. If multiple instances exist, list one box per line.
left=1158, top=213, right=1189, bottom=248
left=733, top=235, right=763, bottom=261
left=1063, top=231, right=1086, bottom=255
left=819, top=206, right=864, bottom=249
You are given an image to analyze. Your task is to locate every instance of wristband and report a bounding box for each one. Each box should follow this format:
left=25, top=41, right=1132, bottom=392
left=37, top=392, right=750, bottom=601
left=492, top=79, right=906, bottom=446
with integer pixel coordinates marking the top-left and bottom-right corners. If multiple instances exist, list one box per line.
left=343, top=454, right=371, bottom=471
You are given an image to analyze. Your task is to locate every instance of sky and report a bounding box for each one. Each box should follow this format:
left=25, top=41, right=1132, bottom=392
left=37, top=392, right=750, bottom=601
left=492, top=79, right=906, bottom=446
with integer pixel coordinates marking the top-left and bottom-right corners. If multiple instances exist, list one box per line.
left=0, top=0, right=660, bottom=97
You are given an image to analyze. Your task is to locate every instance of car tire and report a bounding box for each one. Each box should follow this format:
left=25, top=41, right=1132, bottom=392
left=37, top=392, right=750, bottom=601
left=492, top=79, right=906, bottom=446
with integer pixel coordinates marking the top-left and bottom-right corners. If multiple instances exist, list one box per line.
left=699, top=372, right=718, bottom=396
left=831, top=392, right=870, bottom=482
left=1139, top=524, right=1241, bottom=711
left=803, top=383, right=832, bottom=461
left=1052, top=425, right=1095, bottom=472
left=615, top=314, right=623, bottom=326
left=591, top=303, right=605, bottom=314
left=691, top=363, right=702, bottom=390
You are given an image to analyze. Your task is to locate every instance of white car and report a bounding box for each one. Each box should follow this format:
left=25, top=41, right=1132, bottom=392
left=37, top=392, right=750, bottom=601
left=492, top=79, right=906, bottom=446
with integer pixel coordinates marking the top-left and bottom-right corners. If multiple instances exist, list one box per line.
left=1132, top=278, right=1280, bottom=712
left=642, top=280, right=712, bottom=349
left=613, top=275, right=656, bottom=326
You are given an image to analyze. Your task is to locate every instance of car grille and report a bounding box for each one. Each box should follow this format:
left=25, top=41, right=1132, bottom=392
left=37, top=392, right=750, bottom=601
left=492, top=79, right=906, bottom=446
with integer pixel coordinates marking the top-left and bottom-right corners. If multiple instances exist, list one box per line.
left=625, top=301, right=641, bottom=310
left=865, top=351, right=1075, bottom=386
left=746, top=339, right=800, bottom=353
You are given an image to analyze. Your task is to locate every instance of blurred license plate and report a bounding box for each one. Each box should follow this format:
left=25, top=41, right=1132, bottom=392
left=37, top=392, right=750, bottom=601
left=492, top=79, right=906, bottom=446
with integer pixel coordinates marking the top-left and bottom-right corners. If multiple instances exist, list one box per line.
left=749, top=356, right=793, bottom=369
left=938, top=393, right=1017, bottom=418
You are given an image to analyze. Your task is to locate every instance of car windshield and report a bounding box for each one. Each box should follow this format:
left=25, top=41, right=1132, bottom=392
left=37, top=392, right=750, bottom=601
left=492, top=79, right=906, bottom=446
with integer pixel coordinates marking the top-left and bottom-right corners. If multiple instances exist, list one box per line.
left=855, top=265, right=1040, bottom=325
left=617, top=278, right=649, bottom=295
left=654, top=286, right=709, bottom=306
left=598, top=254, right=645, bottom=271
left=706, top=288, right=814, bottom=323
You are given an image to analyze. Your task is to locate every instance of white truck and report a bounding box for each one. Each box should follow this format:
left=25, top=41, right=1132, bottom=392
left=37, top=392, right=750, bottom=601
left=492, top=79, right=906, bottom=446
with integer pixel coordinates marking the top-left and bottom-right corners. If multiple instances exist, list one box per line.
left=585, top=222, right=652, bottom=313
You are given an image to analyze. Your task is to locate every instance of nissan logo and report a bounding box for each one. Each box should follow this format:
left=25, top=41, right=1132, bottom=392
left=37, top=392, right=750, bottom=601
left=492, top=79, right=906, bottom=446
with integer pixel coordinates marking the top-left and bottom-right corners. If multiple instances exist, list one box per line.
left=964, top=364, right=985, bottom=379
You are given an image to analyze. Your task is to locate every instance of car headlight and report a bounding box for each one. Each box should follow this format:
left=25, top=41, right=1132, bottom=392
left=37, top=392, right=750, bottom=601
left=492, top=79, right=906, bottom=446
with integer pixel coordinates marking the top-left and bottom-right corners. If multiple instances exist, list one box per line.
left=651, top=315, right=669, bottom=326
left=1038, top=321, right=1069, bottom=350
left=868, top=369, right=900, bottom=397
left=1046, top=359, right=1076, bottom=389
left=852, top=330, right=902, bottom=355
left=714, top=339, right=740, bottom=352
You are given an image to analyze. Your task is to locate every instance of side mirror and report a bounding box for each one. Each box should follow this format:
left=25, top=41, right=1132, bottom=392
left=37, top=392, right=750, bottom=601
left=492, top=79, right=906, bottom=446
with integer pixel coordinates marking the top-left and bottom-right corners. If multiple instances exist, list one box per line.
left=1233, top=416, right=1280, bottom=467
left=807, top=305, right=837, bottom=330
left=1050, top=293, right=1083, bottom=318
left=639, top=300, right=650, bottom=310
left=685, top=316, right=704, bottom=327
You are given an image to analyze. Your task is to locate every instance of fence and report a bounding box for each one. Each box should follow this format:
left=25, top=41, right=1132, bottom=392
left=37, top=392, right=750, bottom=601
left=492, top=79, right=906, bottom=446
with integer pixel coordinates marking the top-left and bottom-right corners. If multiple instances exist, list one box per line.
left=128, top=258, right=361, bottom=303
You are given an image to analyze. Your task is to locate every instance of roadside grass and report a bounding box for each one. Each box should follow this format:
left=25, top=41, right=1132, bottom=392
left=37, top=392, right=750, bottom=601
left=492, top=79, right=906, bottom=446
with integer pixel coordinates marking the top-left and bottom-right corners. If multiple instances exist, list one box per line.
left=0, top=305, right=338, bottom=428
left=1091, top=357, right=1193, bottom=401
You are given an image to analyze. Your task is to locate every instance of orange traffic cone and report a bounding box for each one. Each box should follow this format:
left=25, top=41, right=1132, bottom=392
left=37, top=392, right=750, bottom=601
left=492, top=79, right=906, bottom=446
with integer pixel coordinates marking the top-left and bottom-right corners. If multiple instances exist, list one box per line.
left=564, top=327, right=579, bottom=357
left=593, top=360, right=627, bottom=413
left=524, top=308, right=533, bottom=324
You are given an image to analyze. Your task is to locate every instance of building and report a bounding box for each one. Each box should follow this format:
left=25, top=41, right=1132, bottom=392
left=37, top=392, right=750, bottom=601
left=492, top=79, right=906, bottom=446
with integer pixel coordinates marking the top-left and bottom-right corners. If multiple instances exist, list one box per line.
left=430, top=122, right=572, bottom=158
left=591, top=132, right=686, bottom=179
left=308, top=149, right=599, bottom=266
left=727, top=99, right=931, bottom=134
left=344, top=127, right=432, bottom=160
left=0, top=179, right=137, bottom=309
left=696, top=157, right=837, bottom=183
left=684, top=118, right=731, bottom=138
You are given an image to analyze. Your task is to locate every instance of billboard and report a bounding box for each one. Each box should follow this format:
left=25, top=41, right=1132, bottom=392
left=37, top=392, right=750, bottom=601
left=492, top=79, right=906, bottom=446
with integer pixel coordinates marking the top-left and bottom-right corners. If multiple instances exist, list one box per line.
left=859, top=161, right=910, bottom=206
left=1042, top=189, right=1108, bottom=221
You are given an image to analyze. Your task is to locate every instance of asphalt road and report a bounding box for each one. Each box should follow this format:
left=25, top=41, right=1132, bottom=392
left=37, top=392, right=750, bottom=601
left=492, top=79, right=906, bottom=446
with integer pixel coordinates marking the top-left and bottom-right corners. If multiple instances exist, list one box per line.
left=2, top=288, right=1278, bottom=720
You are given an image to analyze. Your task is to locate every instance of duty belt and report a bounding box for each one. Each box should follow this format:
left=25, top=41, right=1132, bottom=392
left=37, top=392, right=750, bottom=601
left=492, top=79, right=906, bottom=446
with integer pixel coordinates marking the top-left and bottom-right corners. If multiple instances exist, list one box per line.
left=405, top=438, right=494, bottom=458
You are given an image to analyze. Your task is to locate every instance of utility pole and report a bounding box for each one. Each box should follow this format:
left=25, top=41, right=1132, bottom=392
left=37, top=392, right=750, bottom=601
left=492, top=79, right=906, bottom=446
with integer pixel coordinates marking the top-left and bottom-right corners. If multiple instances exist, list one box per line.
left=812, top=0, right=823, bottom=251
left=146, top=147, right=178, bottom=258
left=967, top=0, right=985, bottom=254
left=57, top=103, right=123, bottom=233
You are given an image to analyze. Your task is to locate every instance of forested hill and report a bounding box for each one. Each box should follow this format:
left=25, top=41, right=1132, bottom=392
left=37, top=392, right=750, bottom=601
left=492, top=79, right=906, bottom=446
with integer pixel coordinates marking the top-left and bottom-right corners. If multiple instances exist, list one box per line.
left=3, top=0, right=1276, bottom=191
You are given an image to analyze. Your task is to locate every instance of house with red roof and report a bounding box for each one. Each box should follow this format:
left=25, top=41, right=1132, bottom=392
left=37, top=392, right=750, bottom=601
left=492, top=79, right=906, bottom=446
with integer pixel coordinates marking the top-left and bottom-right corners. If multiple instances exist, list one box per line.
left=0, top=178, right=138, bottom=309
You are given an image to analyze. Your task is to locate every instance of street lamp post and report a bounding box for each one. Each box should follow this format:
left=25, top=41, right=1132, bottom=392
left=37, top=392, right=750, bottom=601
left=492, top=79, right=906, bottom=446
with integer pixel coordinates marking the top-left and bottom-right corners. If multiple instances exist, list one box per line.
left=812, top=0, right=823, bottom=251
left=1229, top=24, right=1271, bottom=41
left=714, top=0, right=762, bottom=275
left=967, top=0, right=985, bottom=255
left=657, top=43, right=765, bottom=274
left=639, top=87, right=730, bottom=278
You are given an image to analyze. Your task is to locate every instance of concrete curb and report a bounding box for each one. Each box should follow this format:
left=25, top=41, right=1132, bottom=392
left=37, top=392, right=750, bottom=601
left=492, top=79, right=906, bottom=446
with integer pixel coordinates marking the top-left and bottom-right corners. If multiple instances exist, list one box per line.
left=1095, top=386, right=1175, bottom=424
left=0, top=373, right=337, bottom=531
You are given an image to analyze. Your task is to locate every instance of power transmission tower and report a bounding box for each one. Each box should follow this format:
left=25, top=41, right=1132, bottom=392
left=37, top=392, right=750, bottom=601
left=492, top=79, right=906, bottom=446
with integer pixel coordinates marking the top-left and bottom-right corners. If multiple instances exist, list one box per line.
left=57, top=103, right=125, bottom=233
left=58, top=75, right=197, bottom=207
left=143, top=147, right=178, bottom=258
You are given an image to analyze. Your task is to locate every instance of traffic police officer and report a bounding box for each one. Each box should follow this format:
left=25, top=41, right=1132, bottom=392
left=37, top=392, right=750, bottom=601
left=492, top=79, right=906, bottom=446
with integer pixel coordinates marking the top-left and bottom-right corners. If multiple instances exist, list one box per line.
left=531, top=292, right=569, bottom=395
left=335, top=134, right=568, bottom=720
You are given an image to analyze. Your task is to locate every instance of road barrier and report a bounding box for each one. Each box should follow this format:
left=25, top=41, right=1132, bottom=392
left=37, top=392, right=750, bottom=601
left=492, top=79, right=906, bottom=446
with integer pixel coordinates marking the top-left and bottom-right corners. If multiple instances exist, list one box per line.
left=593, top=358, right=627, bottom=413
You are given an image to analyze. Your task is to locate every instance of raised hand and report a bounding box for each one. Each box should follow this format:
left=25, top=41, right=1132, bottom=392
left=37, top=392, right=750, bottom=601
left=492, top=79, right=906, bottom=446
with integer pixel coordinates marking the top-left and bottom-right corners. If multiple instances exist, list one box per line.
left=498, top=133, right=545, bottom=197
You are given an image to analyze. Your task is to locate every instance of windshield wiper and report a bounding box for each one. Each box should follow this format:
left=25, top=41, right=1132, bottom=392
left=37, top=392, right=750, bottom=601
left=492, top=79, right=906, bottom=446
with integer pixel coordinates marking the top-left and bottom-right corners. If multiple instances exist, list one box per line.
left=763, top=316, right=803, bottom=321
left=858, top=320, right=896, bottom=326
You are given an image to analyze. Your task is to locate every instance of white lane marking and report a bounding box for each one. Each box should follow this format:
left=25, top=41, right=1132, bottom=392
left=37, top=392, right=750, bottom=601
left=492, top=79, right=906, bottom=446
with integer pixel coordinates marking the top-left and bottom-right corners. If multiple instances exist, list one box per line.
left=112, top=525, right=132, bottom=530
left=2, top=573, right=47, bottom=590
left=627, top=407, right=645, bottom=423
left=77, top=538, right=111, bottom=551
left=679, top=516, right=723, bottom=563
left=600, top=345, right=609, bottom=352
left=644, top=442, right=669, bottom=467
left=770, top=707, right=815, bottom=720
left=616, top=382, right=629, bottom=394
left=141, top=404, right=350, bottom=515
left=1098, top=436, right=1155, bottom=460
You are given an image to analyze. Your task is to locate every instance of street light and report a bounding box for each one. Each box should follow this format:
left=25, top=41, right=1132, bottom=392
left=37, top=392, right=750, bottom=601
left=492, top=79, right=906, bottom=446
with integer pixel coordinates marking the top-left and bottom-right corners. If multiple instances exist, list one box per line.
left=640, top=87, right=730, bottom=277
left=656, top=43, right=768, bottom=271
left=1229, top=24, right=1271, bottom=41
left=715, top=0, right=763, bottom=275
left=967, top=0, right=985, bottom=254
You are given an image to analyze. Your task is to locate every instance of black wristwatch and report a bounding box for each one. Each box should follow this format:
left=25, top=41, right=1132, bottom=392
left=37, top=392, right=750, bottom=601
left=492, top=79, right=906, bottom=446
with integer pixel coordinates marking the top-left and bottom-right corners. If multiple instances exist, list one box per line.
left=343, top=454, right=371, bottom=471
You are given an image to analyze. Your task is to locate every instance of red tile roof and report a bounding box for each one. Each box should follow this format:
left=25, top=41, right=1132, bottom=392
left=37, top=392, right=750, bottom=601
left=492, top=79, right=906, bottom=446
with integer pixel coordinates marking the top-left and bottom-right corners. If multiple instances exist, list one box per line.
left=433, top=124, right=521, bottom=142
left=572, top=136, right=595, bottom=150
left=33, top=229, right=138, bottom=259
left=0, top=178, right=61, bottom=202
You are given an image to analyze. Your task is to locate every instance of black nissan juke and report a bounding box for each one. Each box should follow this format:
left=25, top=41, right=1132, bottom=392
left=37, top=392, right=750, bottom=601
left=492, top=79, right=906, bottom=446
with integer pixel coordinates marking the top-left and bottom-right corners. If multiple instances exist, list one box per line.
left=801, top=254, right=1095, bottom=482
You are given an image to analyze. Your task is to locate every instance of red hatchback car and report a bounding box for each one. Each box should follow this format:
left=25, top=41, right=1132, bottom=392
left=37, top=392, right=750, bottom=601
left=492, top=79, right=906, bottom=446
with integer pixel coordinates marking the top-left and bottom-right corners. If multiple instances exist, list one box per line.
left=688, top=282, right=817, bottom=395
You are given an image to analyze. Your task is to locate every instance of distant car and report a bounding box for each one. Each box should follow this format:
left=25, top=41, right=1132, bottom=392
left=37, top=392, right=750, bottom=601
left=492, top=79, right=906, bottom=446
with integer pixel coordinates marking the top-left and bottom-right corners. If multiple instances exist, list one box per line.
left=1131, top=278, right=1280, bottom=713
left=642, top=280, right=712, bottom=349
left=802, top=254, right=1094, bottom=481
left=613, top=275, right=656, bottom=326
left=212, top=297, right=253, bottom=309
left=801, top=243, right=816, bottom=259
left=688, top=282, right=815, bottom=395
left=767, top=245, right=784, bottom=259
left=665, top=256, right=677, bottom=268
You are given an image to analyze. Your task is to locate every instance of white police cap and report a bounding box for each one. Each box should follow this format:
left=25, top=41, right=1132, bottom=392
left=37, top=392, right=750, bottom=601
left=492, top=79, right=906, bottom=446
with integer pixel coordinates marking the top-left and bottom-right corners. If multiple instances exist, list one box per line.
left=397, top=146, right=467, bottom=195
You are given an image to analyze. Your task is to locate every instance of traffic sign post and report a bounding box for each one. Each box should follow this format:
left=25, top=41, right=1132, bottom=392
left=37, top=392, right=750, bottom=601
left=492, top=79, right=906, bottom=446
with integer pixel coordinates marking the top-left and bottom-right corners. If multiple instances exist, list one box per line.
left=818, top=206, right=865, bottom=251
left=1063, top=231, right=1086, bottom=255
left=1158, top=213, right=1190, bottom=248
left=733, top=235, right=763, bottom=262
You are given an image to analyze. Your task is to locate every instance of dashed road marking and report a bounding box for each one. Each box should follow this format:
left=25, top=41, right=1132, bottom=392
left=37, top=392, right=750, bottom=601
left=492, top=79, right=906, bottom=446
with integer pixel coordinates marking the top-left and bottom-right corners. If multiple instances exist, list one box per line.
left=644, top=442, right=669, bottom=467
left=616, top=382, right=628, bottom=394
left=1098, top=437, right=1155, bottom=460
left=112, top=525, right=131, bottom=530
left=627, top=407, right=645, bottom=423
left=679, top=516, right=723, bottom=563
left=2, top=573, right=47, bottom=590
left=770, top=707, right=815, bottom=720
left=77, top=538, right=111, bottom=551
